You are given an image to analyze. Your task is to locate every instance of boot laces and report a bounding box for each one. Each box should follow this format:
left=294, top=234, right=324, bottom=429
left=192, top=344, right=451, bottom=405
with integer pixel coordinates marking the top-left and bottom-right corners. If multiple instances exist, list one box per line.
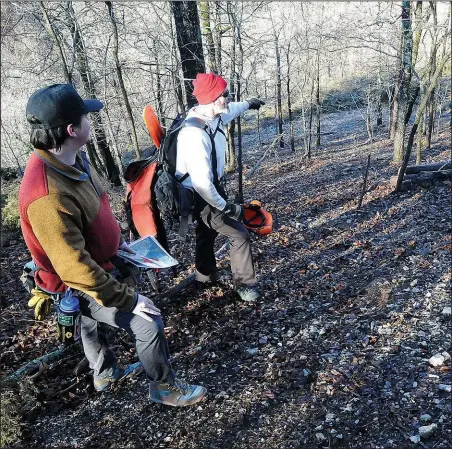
left=172, top=378, right=190, bottom=395
left=159, top=378, right=189, bottom=395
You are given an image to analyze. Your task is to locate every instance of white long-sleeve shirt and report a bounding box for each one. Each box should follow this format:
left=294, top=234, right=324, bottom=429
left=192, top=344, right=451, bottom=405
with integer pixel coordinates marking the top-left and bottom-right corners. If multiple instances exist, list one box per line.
left=176, top=101, right=249, bottom=211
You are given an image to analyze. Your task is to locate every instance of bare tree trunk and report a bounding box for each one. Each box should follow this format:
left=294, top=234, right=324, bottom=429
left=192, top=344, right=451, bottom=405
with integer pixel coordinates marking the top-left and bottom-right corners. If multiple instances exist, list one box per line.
left=299, top=82, right=308, bottom=156
left=405, top=84, right=420, bottom=124
left=67, top=2, right=119, bottom=184
left=226, top=6, right=236, bottom=173
left=286, top=45, right=295, bottom=152
left=171, top=1, right=206, bottom=108
left=214, top=2, right=223, bottom=73
left=106, top=1, right=140, bottom=162
left=102, top=36, right=124, bottom=182
left=389, top=82, right=398, bottom=139
left=366, top=89, right=373, bottom=140
left=376, top=3, right=383, bottom=128
left=389, top=28, right=404, bottom=140
left=393, top=0, right=413, bottom=163
left=426, top=93, right=436, bottom=149
left=41, top=2, right=103, bottom=176
left=274, top=31, right=284, bottom=149
left=235, top=13, right=244, bottom=203
left=376, top=72, right=382, bottom=127
left=307, top=77, right=315, bottom=159
left=315, top=48, right=321, bottom=148
left=199, top=2, right=217, bottom=73
left=416, top=114, right=423, bottom=164
left=167, top=5, right=185, bottom=114
left=152, top=40, right=165, bottom=128
left=39, top=2, right=72, bottom=84
left=395, top=52, right=449, bottom=191
left=426, top=3, right=438, bottom=150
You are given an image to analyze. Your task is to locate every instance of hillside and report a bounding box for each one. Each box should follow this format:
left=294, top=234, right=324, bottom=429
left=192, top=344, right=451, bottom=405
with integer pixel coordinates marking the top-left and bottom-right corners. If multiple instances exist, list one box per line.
left=1, top=105, right=451, bottom=449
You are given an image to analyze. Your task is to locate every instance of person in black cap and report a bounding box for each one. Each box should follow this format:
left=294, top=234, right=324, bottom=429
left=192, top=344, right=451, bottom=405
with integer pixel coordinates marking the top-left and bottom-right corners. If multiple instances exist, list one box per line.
left=19, top=84, right=207, bottom=406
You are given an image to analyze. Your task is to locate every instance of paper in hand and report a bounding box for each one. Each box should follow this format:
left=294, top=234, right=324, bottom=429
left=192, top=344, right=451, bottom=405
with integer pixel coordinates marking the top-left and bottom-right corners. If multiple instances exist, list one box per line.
left=118, top=235, right=178, bottom=269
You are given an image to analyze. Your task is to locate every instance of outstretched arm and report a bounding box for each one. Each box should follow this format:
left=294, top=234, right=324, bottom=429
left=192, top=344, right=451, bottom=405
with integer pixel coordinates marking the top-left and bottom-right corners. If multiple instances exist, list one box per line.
left=221, top=99, right=266, bottom=125
left=221, top=101, right=250, bottom=125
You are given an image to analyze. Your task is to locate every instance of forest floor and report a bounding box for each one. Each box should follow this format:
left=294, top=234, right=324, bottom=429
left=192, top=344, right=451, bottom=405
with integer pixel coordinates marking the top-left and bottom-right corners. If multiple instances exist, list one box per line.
left=1, top=108, right=451, bottom=449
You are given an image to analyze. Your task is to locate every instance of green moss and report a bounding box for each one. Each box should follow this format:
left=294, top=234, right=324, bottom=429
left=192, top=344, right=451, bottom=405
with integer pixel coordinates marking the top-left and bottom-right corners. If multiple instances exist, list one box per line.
left=0, top=387, right=22, bottom=448
left=1, top=184, right=20, bottom=231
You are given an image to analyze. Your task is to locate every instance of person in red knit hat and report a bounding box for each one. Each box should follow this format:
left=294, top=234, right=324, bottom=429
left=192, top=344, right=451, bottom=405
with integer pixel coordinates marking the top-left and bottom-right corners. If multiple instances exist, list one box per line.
left=176, top=72, right=265, bottom=302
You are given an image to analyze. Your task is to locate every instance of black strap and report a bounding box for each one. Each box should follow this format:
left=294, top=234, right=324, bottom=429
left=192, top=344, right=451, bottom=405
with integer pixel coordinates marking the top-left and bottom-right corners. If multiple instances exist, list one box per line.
left=179, top=172, right=190, bottom=183
left=205, top=118, right=222, bottom=186
left=243, top=209, right=266, bottom=228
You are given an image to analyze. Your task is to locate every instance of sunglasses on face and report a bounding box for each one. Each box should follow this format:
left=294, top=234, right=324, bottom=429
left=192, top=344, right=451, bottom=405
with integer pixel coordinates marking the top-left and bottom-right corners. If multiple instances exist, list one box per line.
left=221, top=90, right=230, bottom=98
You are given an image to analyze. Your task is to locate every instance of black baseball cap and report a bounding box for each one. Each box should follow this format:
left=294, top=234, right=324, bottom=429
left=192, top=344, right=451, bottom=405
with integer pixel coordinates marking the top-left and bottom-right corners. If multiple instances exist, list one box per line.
left=26, top=84, right=104, bottom=129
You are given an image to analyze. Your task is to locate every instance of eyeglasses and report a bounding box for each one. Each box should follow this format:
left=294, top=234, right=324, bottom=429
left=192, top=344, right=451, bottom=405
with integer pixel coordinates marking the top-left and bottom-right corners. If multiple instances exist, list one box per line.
left=221, top=90, right=230, bottom=98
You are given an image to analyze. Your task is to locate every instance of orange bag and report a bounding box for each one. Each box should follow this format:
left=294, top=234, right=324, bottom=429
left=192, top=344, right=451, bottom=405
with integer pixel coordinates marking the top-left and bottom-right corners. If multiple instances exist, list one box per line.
left=243, top=200, right=273, bottom=236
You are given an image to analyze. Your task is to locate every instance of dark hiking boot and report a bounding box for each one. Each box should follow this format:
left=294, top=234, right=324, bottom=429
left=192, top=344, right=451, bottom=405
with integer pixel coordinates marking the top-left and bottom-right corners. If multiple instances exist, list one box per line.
left=149, top=378, right=207, bottom=407
left=235, top=285, right=261, bottom=302
left=94, top=362, right=143, bottom=392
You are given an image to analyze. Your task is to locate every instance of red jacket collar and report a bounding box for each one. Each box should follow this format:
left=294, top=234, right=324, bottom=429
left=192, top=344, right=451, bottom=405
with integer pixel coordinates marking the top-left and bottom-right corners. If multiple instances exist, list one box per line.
left=34, top=149, right=89, bottom=181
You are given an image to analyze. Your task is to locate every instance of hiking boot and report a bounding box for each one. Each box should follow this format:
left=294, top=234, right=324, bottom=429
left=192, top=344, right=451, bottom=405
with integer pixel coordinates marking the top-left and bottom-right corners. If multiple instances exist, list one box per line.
left=94, top=362, right=143, bottom=392
left=149, top=378, right=207, bottom=407
left=235, top=285, right=261, bottom=302
left=194, top=269, right=220, bottom=284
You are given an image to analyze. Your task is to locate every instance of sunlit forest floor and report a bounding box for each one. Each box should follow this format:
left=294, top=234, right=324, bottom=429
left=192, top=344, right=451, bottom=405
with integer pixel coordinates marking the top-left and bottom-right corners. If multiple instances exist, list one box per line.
left=1, top=107, right=451, bottom=448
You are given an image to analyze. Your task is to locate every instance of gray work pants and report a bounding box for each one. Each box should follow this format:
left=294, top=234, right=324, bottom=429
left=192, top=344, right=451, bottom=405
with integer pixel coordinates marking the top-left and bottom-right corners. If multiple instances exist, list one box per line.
left=77, top=291, right=173, bottom=382
left=196, top=204, right=256, bottom=286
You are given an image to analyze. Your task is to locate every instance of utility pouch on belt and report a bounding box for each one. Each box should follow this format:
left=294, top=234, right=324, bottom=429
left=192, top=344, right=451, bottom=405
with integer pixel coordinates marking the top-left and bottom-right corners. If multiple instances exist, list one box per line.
left=110, top=255, right=143, bottom=287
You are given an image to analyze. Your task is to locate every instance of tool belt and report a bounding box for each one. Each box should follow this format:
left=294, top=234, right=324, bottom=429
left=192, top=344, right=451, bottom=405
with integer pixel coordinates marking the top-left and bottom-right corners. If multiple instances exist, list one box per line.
left=179, top=179, right=227, bottom=239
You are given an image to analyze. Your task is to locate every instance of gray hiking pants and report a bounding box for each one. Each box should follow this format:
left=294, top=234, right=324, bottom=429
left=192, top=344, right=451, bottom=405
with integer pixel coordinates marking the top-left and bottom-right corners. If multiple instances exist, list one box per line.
left=77, top=290, right=173, bottom=382
left=196, top=204, right=256, bottom=286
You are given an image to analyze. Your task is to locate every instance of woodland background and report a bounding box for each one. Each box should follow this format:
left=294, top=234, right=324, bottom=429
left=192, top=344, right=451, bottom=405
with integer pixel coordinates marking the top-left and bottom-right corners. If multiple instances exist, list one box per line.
left=1, top=1, right=450, bottom=183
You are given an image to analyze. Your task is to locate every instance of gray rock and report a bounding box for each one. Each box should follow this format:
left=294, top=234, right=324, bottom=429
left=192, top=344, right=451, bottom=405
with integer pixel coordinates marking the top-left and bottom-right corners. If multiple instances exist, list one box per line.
left=420, top=414, right=432, bottom=423
left=429, top=353, right=445, bottom=367
left=378, top=326, right=392, bottom=335
left=410, top=435, right=420, bottom=444
left=419, top=423, right=437, bottom=439
left=438, top=384, right=451, bottom=393
left=442, top=306, right=451, bottom=315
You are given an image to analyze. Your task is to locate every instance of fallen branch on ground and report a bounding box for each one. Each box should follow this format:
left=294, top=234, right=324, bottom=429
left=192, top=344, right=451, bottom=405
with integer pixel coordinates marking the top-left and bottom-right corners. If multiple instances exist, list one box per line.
left=404, top=161, right=451, bottom=174
left=5, top=347, right=68, bottom=383
left=390, top=169, right=452, bottom=190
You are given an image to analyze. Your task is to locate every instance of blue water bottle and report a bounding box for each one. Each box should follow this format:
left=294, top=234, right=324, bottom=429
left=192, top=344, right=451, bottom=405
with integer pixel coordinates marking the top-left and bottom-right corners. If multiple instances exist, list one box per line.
left=57, top=289, right=81, bottom=344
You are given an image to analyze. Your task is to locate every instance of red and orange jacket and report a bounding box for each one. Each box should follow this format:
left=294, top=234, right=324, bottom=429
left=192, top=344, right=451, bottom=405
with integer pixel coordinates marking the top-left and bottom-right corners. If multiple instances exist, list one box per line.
left=19, top=149, right=136, bottom=311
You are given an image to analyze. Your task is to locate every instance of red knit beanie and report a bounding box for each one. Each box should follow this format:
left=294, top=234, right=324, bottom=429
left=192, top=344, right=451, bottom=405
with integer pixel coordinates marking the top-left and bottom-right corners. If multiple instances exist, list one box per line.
left=192, top=73, right=227, bottom=105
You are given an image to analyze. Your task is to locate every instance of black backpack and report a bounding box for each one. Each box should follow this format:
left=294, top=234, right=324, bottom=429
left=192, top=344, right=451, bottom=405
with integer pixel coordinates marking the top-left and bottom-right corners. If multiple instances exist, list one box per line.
left=154, top=113, right=224, bottom=223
